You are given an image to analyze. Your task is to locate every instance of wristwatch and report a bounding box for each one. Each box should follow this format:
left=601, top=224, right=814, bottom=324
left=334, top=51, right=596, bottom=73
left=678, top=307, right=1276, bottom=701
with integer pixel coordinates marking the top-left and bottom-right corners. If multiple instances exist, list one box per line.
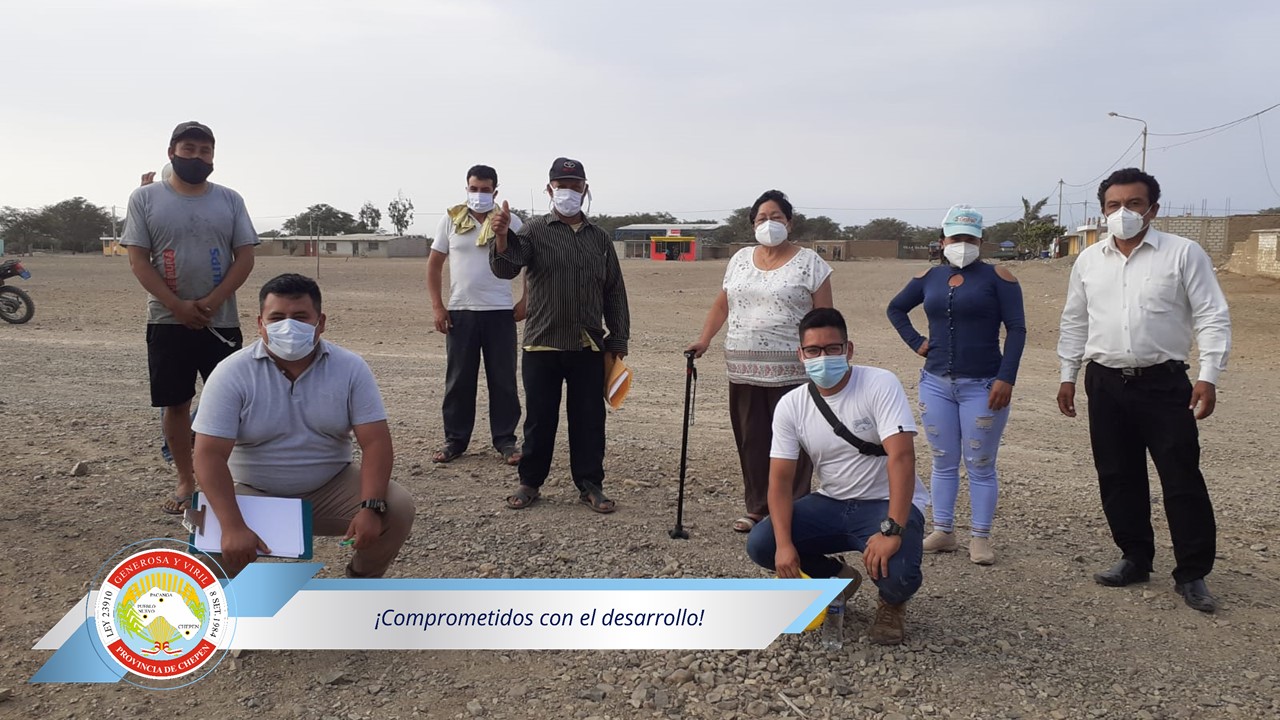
left=879, top=518, right=903, bottom=537
left=358, top=499, right=388, bottom=515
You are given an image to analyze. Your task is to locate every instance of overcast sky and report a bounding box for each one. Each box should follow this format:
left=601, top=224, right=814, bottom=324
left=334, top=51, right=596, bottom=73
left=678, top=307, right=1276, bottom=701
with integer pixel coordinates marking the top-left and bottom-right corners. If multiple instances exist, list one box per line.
left=2, top=0, right=1278, bottom=234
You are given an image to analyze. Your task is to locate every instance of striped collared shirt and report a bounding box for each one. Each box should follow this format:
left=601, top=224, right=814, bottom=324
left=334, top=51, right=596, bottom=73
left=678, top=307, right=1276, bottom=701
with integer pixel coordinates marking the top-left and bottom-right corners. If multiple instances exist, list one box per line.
left=490, top=213, right=630, bottom=354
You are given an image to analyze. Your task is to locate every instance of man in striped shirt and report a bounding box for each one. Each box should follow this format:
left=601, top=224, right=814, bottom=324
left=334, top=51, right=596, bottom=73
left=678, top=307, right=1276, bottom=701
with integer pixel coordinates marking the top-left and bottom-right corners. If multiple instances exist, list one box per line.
left=489, top=157, right=630, bottom=514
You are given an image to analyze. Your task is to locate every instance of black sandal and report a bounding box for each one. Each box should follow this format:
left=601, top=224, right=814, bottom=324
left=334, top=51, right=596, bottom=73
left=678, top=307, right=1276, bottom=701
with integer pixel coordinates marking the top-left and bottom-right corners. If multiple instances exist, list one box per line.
left=578, top=485, right=617, bottom=514
left=505, top=485, right=540, bottom=510
left=432, top=444, right=464, bottom=463
left=498, top=445, right=522, bottom=466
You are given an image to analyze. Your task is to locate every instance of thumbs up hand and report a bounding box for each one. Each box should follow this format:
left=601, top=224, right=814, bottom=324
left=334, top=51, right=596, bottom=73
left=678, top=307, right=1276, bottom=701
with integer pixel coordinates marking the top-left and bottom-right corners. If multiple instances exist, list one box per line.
left=492, top=200, right=511, bottom=239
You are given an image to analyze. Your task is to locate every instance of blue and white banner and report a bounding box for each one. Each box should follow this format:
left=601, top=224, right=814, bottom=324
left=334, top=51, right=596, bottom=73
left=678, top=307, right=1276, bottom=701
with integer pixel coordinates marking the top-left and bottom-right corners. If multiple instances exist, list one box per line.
left=32, top=559, right=847, bottom=685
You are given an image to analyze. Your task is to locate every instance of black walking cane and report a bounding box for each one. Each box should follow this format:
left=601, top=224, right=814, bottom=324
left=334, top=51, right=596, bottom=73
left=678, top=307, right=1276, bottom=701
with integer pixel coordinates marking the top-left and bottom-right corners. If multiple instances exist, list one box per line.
left=670, top=350, right=697, bottom=539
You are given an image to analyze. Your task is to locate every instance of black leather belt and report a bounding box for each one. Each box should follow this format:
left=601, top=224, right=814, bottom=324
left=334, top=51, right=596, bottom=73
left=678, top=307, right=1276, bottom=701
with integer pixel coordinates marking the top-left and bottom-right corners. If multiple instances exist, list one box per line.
left=1092, top=360, right=1189, bottom=377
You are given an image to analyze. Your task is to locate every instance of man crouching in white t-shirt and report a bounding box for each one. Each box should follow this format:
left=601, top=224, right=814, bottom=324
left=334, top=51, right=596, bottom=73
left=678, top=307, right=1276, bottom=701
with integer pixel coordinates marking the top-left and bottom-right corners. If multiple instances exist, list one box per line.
left=193, top=273, right=416, bottom=579
left=747, top=307, right=928, bottom=645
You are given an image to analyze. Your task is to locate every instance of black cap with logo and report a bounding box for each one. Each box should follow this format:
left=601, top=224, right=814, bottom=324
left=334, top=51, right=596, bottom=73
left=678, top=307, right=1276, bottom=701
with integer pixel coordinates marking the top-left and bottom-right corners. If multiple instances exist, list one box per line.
left=549, top=157, right=586, bottom=181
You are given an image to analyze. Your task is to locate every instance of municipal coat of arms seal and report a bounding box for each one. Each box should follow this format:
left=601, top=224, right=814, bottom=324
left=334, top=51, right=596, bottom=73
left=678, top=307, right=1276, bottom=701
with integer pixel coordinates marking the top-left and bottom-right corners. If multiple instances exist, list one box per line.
left=94, top=548, right=228, bottom=679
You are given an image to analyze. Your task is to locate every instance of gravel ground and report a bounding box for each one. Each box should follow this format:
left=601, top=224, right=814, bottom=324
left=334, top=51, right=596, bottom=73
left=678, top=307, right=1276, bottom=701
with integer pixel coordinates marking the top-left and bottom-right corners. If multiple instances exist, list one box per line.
left=1, top=254, right=1277, bottom=719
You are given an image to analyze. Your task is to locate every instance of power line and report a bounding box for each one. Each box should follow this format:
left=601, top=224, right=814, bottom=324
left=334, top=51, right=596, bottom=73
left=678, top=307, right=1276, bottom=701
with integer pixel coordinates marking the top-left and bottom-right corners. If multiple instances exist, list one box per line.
left=1147, top=101, right=1280, bottom=137
left=793, top=205, right=1027, bottom=212
left=1062, top=131, right=1144, bottom=188
left=1256, top=116, right=1280, bottom=202
left=1149, top=121, right=1252, bottom=152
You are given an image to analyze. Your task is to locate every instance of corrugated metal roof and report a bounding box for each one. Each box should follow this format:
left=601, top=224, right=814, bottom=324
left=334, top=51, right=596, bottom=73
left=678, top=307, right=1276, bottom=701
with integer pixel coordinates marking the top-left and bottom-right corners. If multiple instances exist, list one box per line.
left=615, top=223, right=724, bottom=231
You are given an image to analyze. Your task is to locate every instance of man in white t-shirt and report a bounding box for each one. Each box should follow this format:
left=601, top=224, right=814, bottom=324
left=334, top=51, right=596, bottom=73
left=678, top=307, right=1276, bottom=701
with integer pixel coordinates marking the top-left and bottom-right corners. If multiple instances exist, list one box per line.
left=427, top=164, right=527, bottom=466
left=747, top=307, right=928, bottom=645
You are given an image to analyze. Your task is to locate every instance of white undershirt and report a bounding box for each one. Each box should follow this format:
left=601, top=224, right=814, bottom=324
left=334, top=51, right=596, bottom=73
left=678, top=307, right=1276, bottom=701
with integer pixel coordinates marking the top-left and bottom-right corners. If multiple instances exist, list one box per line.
left=431, top=212, right=524, bottom=311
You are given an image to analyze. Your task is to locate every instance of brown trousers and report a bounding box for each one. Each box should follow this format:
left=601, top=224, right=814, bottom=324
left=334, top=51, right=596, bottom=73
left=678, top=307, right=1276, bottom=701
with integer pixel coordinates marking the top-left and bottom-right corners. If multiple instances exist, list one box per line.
left=729, top=383, right=813, bottom=517
left=233, top=463, right=415, bottom=578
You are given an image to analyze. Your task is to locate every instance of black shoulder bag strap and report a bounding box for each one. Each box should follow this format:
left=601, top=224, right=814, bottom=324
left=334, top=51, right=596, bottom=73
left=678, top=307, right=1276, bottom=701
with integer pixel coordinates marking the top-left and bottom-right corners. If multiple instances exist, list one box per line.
left=807, top=382, right=887, bottom=457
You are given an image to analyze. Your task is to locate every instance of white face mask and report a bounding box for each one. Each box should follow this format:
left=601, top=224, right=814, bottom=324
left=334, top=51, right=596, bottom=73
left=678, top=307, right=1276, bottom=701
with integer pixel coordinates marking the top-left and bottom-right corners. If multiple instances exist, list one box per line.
left=943, top=241, right=981, bottom=268
left=550, top=188, right=584, bottom=216
left=754, top=220, right=788, bottom=247
left=466, top=192, right=495, bottom=213
left=264, top=318, right=318, bottom=361
left=1107, top=207, right=1148, bottom=240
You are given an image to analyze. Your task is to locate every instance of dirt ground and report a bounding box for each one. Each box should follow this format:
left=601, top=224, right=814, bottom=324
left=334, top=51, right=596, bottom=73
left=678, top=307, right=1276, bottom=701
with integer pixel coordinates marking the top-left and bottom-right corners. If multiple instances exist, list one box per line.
left=1, top=253, right=1277, bottom=719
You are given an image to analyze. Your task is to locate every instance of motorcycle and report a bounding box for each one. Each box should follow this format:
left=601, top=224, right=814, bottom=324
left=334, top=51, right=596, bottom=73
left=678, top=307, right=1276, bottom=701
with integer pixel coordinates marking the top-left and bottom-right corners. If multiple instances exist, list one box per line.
left=0, top=259, right=35, bottom=324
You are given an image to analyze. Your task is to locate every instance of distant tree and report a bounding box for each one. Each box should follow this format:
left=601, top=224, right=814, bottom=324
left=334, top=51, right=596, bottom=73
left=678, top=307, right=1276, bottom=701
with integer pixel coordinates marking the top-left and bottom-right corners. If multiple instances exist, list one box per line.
left=259, top=229, right=282, bottom=238
left=910, top=226, right=940, bottom=245
left=590, top=211, right=680, bottom=237
left=712, top=207, right=753, bottom=243
left=840, top=224, right=863, bottom=240
left=983, top=221, right=1019, bottom=248
left=708, top=207, right=846, bottom=244
left=1259, top=206, right=1280, bottom=214
left=0, top=206, right=54, bottom=253
left=792, top=214, right=842, bottom=242
left=32, top=197, right=114, bottom=253
left=510, top=208, right=531, bottom=223
left=1013, top=196, right=1065, bottom=251
left=282, top=204, right=364, bottom=236
left=857, top=217, right=913, bottom=241
left=358, top=201, right=382, bottom=232
left=388, top=191, right=414, bottom=235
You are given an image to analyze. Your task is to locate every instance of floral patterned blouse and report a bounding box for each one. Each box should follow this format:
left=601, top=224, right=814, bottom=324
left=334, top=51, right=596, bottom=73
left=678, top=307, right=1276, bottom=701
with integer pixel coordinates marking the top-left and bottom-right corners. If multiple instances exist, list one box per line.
left=721, top=246, right=832, bottom=386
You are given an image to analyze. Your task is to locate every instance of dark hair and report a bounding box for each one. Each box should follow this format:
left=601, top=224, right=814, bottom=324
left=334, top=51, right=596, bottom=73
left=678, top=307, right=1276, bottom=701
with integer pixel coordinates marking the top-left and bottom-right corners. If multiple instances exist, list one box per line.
left=798, top=307, right=847, bottom=342
left=259, top=273, right=322, bottom=312
left=1098, top=168, right=1161, bottom=207
left=466, top=164, right=498, bottom=187
left=749, top=189, right=793, bottom=222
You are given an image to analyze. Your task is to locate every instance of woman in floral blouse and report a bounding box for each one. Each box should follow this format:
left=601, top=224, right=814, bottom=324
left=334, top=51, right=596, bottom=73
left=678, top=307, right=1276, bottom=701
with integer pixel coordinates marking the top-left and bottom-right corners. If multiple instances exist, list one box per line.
left=687, top=190, right=833, bottom=532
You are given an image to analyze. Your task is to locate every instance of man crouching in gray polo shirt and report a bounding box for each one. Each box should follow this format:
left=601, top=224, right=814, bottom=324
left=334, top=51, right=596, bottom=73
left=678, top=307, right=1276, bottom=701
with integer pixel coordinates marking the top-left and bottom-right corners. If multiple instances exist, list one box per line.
left=193, top=273, right=415, bottom=578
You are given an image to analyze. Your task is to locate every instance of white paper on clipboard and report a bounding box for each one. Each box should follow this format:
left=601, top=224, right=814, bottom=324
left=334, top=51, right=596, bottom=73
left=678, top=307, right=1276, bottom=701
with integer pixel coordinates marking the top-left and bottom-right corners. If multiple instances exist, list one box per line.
left=187, top=493, right=306, bottom=558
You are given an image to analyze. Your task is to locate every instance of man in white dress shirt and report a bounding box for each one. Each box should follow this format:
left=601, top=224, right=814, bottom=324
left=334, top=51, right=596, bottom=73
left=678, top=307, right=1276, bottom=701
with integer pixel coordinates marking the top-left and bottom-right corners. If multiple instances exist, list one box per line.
left=1057, top=168, right=1231, bottom=613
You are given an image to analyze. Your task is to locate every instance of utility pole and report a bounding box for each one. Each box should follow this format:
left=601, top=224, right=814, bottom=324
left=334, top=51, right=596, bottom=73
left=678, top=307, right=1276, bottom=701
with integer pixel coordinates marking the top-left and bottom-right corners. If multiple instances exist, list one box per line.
left=111, top=205, right=119, bottom=252
left=1057, top=180, right=1064, bottom=228
left=1108, top=112, right=1148, bottom=171
left=1141, top=123, right=1147, bottom=171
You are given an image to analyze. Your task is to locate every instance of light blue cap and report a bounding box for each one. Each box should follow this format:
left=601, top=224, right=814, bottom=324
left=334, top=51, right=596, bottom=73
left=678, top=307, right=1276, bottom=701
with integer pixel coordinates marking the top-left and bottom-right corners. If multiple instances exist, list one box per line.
left=942, top=204, right=983, bottom=238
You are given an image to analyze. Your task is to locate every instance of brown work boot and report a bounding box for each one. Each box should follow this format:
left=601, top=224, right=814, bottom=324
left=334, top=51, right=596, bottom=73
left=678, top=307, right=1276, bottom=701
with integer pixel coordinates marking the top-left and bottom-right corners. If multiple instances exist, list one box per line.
left=869, top=598, right=906, bottom=645
left=836, top=560, right=864, bottom=604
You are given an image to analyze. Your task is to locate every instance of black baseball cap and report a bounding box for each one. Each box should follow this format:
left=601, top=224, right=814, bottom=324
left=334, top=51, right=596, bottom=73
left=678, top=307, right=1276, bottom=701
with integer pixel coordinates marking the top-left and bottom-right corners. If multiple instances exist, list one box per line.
left=170, top=121, right=215, bottom=146
left=549, top=157, right=586, bottom=181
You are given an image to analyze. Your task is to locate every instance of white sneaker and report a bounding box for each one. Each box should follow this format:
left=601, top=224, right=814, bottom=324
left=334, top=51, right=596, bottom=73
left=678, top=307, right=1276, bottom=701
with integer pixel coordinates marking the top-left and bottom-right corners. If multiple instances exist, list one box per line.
left=969, top=537, right=995, bottom=565
left=922, top=530, right=958, bottom=553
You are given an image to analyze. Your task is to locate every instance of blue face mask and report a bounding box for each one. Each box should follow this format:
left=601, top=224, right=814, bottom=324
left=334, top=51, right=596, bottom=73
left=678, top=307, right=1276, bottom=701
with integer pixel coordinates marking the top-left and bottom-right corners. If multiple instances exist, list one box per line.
left=804, top=355, right=849, bottom=389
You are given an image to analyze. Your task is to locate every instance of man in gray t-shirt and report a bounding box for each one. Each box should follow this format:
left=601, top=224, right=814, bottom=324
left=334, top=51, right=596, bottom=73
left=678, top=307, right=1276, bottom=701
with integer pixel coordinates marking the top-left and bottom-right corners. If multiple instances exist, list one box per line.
left=120, top=121, right=258, bottom=516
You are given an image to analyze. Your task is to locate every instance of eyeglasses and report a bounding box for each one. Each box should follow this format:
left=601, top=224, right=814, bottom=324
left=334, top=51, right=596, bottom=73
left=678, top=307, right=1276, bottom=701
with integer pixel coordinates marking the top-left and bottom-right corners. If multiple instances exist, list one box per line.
left=800, top=343, right=846, bottom=359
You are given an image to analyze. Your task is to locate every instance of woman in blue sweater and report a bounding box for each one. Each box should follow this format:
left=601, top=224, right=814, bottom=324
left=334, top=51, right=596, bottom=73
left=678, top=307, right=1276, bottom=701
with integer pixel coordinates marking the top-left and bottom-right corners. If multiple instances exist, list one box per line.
left=886, top=205, right=1026, bottom=565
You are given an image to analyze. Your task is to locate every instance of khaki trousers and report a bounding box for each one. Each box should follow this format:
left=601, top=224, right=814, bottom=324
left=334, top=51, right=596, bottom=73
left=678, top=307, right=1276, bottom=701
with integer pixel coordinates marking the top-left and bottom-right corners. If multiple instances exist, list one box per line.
left=232, top=462, right=415, bottom=578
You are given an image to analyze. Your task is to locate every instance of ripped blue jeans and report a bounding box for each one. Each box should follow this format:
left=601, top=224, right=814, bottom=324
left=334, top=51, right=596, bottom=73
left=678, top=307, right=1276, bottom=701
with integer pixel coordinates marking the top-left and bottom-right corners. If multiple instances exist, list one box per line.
left=918, top=370, right=1010, bottom=538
